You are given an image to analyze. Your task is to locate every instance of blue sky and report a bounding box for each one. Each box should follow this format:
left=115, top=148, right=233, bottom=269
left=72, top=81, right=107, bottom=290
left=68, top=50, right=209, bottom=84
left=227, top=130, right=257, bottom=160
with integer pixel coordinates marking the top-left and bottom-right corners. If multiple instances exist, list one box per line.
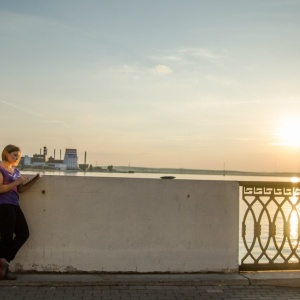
left=1, top=0, right=300, bottom=171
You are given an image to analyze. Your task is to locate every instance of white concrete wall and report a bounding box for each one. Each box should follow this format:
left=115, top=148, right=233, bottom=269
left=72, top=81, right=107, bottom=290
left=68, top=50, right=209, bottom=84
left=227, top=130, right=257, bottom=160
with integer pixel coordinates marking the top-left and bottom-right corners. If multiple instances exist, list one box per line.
left=12, top=176, right=239, bottom=273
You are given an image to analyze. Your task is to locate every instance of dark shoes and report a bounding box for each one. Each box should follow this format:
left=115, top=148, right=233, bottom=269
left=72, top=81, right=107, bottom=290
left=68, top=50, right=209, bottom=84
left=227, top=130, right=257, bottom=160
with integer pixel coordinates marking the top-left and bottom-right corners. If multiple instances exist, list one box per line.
left=4, top=269, right=17, bottom=280
left=0, top=258, right=17, bottom=280
left=0, top=258, right=8, bottom=280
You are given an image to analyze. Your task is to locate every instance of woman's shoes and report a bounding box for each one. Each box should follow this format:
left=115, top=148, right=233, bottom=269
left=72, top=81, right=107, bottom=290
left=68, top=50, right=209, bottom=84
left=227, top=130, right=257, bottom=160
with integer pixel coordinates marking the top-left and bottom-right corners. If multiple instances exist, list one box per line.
left=0, top=258, right=16, bottom=280
left=4, top=269, right=17, bottom=280
left=0, top=258, right=8, bottom=280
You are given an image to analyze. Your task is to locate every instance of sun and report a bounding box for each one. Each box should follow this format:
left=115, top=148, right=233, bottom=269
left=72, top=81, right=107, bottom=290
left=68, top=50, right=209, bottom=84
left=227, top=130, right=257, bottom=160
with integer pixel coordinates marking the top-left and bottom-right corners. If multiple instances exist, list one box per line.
left=277, top=118, right=300, bottom=147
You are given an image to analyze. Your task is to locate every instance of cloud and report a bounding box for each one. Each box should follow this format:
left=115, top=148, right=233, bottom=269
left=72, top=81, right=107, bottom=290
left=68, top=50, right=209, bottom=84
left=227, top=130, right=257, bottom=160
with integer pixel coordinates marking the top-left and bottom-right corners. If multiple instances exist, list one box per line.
left=0, top=99, right=43, bottom=117
left=0, top=10, right=59, bottom=35
left=150, top=48, right=223, bottom=65
left=41, top=120, right=71, bottom=128
left=110, top=65, right=143, bottom=74
left=106, top=65, right=146, bottom=80
left=151, top=65, right=173, bottom=75
left=0, top=10, right=34, bottom=34
left=179, top=48, right=221, bottom=60
left=0, top=99, right=71, bottom=128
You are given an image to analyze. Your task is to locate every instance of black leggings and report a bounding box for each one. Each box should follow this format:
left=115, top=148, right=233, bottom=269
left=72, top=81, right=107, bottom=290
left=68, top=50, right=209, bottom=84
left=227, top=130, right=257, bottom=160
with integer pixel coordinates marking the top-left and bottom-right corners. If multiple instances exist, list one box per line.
left=0, top=204, right=29, bottom=262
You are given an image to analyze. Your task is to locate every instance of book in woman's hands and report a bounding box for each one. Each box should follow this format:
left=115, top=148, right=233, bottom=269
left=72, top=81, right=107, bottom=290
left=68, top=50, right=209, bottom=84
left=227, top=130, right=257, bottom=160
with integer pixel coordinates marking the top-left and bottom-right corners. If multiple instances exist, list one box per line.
left=22, top=173, right=40, bottom=186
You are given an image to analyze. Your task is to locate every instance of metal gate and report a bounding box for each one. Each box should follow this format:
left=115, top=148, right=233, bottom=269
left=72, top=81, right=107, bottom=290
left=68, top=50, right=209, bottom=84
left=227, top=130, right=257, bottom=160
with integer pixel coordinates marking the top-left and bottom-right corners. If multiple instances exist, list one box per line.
left=239, top=181, right=300, bottom=271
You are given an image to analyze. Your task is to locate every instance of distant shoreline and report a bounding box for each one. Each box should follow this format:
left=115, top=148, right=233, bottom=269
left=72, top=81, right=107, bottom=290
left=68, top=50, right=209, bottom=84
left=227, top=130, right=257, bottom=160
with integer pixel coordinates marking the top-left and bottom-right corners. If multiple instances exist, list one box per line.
left=21, top=165, right=300, bottom=178
left=113, top=166, right=300, bottom=178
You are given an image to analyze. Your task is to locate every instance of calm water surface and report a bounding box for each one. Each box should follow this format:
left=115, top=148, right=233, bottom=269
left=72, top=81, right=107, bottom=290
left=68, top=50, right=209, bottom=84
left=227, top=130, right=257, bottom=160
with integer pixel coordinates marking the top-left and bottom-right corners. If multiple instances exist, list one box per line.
left=23, top=169, right=296, bottom=182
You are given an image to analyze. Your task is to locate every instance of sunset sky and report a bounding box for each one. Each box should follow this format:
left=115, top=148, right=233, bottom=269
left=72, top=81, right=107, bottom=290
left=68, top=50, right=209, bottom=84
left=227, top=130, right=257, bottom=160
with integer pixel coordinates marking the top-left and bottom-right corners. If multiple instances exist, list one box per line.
left=1, top=0, right=300, bottom=172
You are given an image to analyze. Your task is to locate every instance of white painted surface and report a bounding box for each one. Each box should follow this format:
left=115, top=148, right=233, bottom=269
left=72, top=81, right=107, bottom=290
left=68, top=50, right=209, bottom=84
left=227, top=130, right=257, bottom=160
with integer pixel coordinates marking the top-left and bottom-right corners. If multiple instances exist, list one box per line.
left=12, top=176, right=239, bottom=273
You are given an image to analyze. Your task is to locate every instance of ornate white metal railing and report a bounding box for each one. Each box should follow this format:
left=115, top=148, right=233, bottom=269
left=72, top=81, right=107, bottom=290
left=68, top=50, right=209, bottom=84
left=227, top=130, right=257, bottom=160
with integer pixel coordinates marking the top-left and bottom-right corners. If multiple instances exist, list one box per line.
left=239, top=181, right=300, bottom=271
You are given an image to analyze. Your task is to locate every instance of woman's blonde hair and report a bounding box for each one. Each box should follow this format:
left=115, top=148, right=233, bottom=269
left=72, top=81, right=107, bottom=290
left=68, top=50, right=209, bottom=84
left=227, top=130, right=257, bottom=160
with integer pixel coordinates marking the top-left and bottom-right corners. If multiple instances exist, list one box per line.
left=2, top=144, right=21, bottom=161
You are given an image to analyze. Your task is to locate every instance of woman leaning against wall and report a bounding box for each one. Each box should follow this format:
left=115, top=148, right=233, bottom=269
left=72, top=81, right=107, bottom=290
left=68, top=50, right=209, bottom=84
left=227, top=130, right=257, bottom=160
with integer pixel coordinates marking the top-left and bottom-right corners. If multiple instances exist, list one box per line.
left=0, top=144, right=40, bottom=280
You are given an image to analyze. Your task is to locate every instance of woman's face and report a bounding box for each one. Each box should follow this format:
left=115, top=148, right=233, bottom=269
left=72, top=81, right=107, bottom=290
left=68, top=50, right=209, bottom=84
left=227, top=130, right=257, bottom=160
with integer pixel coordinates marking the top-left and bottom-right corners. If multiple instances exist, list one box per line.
left=8, top=151, right=21, bottom=166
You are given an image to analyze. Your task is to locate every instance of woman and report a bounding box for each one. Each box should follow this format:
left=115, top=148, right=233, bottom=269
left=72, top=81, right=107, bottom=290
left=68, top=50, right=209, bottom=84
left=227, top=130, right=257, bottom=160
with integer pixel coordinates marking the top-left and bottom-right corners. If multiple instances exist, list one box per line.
left=0, top=144, right=40, bottom=280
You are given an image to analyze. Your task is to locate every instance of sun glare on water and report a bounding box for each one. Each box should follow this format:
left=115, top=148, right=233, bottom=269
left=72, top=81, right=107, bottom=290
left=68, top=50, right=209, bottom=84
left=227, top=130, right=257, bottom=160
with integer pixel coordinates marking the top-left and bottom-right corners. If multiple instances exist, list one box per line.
left=290, top=177, right=299, bottom=183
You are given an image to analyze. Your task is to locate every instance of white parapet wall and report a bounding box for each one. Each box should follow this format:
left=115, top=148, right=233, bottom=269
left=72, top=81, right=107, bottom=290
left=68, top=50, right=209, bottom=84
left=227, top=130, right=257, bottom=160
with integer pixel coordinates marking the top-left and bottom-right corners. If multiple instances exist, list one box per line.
left=12, top=176, right=239, bottom=273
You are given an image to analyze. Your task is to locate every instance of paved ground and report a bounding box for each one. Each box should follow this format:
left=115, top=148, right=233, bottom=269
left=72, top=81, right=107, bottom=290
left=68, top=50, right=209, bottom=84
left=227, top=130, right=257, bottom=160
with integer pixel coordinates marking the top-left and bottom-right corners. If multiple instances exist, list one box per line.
left=1, top=272, right=300, bottom=299
left=1, top=285, right=300, bottom=300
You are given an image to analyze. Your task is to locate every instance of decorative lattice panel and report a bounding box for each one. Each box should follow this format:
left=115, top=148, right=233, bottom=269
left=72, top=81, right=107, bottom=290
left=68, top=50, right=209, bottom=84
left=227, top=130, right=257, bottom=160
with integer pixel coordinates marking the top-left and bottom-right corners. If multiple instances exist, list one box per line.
left=239, top=182, right=300, bottom=271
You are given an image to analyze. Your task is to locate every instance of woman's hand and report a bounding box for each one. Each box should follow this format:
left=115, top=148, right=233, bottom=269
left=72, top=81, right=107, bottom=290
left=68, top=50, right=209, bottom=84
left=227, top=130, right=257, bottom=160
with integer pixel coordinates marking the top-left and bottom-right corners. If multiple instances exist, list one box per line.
left=17, top=173, right=41, bottom=193
left=16, top=176, right=29, bottom=185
